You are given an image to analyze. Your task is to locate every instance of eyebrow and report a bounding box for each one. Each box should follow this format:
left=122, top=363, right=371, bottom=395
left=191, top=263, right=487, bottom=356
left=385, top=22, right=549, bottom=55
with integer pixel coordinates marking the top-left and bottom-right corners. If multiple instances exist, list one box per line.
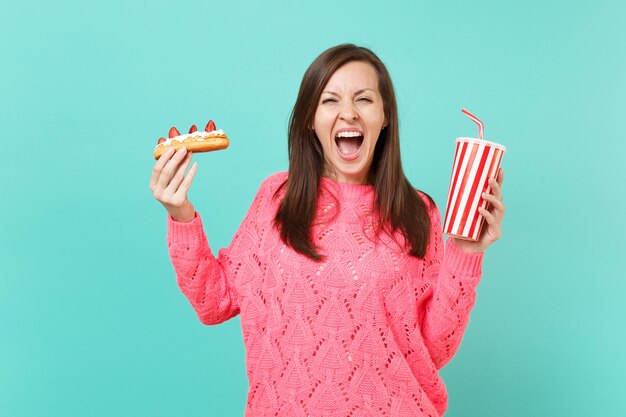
left=322, top=88, right=376, bottom=96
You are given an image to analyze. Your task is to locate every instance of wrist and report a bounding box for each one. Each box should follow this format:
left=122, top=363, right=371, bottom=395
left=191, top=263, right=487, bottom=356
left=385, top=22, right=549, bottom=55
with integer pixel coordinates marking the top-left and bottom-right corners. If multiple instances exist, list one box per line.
left=168, top=201, right=196, bottom=223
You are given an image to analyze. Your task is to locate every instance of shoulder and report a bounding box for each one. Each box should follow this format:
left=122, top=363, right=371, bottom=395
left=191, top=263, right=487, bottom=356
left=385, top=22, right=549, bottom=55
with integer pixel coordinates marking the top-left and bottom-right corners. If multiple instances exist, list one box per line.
left=415, top=188, right=442, bottom=224
left=250, top=171, right=288, bottom=209
left=260, top=171, right=288, bottom=188
left=258, top=171, right=288, bottom=195
left=415, top=189, right=437, bottom=211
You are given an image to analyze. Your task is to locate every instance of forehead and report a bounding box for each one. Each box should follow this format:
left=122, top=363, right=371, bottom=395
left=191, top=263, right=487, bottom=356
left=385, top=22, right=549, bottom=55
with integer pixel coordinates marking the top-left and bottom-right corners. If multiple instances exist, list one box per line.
left=323, top=61, right=379, bottom=92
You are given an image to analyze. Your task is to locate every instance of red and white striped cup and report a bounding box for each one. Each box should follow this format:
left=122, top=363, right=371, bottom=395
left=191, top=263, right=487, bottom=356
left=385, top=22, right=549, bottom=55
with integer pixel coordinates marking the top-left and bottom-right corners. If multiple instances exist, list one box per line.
left=443, top=137, right=506, bottom=241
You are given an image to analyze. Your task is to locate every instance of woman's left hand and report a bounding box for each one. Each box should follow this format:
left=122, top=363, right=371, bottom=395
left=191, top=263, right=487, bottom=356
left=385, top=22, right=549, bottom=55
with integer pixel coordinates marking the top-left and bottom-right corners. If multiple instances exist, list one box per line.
left=449, top=168, right=505, bottom=254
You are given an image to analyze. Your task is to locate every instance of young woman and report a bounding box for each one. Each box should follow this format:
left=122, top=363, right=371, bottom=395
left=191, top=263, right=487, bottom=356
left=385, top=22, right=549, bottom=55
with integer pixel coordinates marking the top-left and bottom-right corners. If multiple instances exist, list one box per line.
left=150, top=44, right=505, bottom=417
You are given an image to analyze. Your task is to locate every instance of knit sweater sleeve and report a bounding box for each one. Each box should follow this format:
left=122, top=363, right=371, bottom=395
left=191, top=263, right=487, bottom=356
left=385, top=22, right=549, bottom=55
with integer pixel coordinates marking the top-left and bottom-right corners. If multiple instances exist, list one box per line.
left=419, top=199, right=484, bottom=369
left=166, top=179, right=273, bottom=325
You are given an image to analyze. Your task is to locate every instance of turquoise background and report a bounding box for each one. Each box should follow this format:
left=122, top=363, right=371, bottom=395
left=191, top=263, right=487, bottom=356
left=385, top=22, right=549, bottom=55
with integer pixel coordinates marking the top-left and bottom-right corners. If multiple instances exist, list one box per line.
left=2, top=0, right=624, bottom=415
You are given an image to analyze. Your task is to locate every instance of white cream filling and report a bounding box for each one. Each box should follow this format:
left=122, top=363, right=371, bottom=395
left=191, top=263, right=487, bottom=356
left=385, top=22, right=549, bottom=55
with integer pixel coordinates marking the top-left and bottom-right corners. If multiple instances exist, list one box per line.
left=156, top=129, right=226, bottom=148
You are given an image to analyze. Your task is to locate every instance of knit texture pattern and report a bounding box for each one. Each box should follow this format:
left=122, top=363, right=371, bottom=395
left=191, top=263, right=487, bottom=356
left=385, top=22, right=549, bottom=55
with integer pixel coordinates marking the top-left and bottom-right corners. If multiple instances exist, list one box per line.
left=167, top=172, right=484, bottom=417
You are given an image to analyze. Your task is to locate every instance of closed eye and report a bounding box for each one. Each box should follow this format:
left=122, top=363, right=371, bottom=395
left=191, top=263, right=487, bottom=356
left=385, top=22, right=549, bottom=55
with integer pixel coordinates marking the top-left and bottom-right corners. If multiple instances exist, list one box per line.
left=357, top=97, right=372, bottom=103
left=322, top=98, right=338, bottom=104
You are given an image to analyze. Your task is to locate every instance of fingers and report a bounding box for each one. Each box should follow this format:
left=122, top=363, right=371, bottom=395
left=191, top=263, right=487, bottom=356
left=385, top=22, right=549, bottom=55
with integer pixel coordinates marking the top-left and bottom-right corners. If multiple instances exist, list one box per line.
left=173, top=162, right=198, bottom=203
left=488, top=170, right=503, bottom=200
left=478, top=206, right=502, bottom=240
left=149, top=147, right=176, bottom=191
left=482, top=190, right=505, bottom=213
left=479, top=168, right=505, bottom=242
left=165, top=152, right=193, bottom=195
left=150, top=146, right=198, bottom=206
left=482, top=168, right=505, bottom=213
left=156, top=147, right=189, bottom=191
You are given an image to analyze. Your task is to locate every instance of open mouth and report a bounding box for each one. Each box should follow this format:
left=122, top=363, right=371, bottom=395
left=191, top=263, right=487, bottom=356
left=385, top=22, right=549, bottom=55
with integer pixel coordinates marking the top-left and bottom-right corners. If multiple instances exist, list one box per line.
left=335, top=131, right=364, bottom=157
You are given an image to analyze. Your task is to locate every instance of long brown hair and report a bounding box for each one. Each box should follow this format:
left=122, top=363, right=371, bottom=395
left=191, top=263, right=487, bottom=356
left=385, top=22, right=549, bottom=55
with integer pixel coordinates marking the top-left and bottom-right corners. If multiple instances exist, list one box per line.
left=274, top=44, right=433, bottom=260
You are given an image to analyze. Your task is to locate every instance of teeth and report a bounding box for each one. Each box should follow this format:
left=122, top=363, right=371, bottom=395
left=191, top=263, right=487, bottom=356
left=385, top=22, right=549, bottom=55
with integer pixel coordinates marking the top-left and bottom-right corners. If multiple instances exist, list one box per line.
left=336, top=131, right=363, bottom=138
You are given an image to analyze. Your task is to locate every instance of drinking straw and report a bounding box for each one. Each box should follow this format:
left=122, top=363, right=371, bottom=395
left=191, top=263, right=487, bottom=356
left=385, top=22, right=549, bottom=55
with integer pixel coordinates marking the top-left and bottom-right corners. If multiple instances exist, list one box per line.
left=461, top=108, right=484, bottom=139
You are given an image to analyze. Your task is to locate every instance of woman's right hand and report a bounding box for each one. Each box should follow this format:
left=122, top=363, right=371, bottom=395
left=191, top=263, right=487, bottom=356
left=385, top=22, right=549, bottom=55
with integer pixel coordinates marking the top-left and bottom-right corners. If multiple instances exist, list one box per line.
left=149, top=146, right=198, bottom=223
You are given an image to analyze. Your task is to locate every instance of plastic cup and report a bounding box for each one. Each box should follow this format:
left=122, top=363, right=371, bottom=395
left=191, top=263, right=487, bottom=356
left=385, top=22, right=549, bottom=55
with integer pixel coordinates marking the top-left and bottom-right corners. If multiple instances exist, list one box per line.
left=443, top=137, right=506, bottom=241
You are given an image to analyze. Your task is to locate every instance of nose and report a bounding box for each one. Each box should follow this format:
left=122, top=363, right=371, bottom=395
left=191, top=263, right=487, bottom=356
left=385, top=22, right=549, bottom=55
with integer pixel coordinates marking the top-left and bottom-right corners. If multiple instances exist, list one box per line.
left=339, top=102, right=358, bottom=120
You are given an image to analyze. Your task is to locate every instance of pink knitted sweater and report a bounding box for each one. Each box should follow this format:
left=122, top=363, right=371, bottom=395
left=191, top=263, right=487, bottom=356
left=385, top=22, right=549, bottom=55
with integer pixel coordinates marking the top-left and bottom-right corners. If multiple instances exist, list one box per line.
left=166, top=172, right=484, bottom=417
